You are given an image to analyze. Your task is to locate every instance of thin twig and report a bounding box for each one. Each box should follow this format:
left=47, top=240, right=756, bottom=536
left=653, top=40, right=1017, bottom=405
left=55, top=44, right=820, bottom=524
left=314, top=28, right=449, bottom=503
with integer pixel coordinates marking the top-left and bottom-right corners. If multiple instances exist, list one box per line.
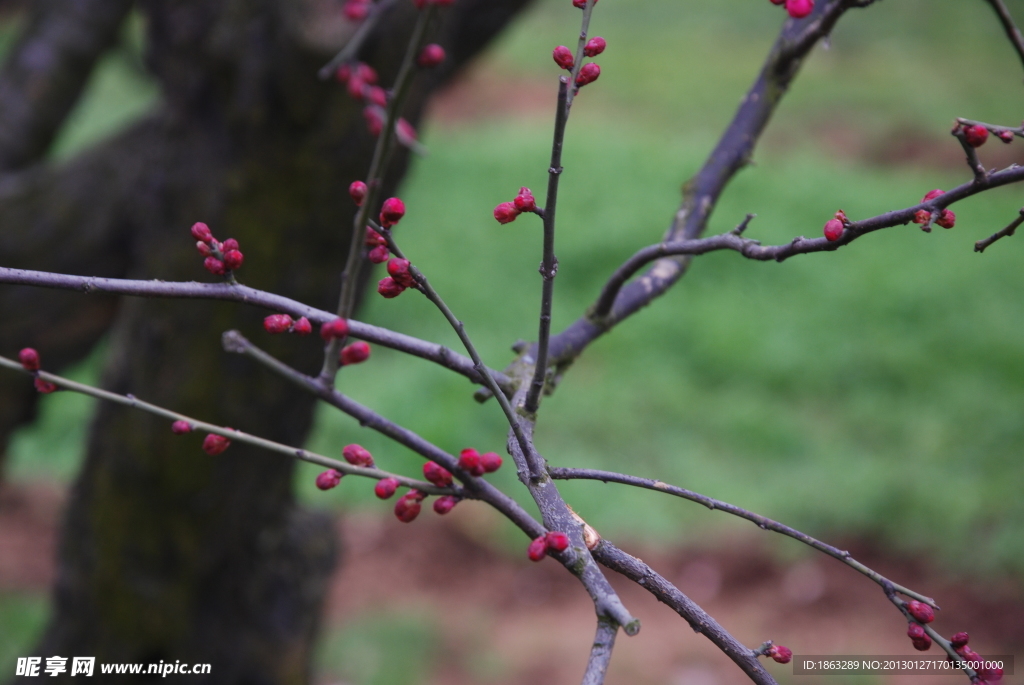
left=982, top=0, right=1024, bottom=76
left=317, top=0, right=401, bottom=80
left=953, top=127, right=988, bottom=182
left=580, top=618, right=618, bottom=685
left=550, top=467, right=938, bottom=607
left=0, top=354, right=457, bottom=496
left=0, top=267, right=513, bottom=393
left=976, top=207, right=1024, bottom=253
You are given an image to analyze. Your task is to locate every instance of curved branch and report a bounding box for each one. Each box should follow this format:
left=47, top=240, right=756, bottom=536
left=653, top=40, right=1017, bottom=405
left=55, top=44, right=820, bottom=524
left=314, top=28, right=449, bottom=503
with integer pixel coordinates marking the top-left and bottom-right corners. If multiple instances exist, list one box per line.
left=0, top=267, right=514, bottom=394
left=551, top=467, right=937, bottom=607
left=581, top=618, right=617, bottom=685
left=982, top=0, right=1024, bottom=75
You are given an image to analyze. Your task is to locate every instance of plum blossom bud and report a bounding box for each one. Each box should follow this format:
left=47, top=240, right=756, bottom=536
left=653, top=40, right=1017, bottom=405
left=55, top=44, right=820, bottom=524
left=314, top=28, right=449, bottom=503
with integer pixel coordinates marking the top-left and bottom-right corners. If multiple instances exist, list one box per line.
left=203, top=257, right=226, bottom=275
left=576, top=62, right=600, bottom=87
left=905, top=600, right=934, bottom=623
left=786, top=0, right=814, bottom=18
left=320, top=318, right=350, bottom=341
left=34, top=378, right=57, bottom=394
left=364, top=107, right=383, bottom=136
left=316, top=469, right=344, bottom=490
left=375, top=477, right=399, bottom=499
left=418, top=44, right=445, bottom=68
left=368, top=245, right=390, bottom=264
left=196, top=241, right=212, bottom=256
left=911, top=636, right=932, bottom=651
left=433, top=495, right=458, bottom=515
left=378, top=277, right=406, bottom=298
left=480, top=451, right=503, bottom=473
left=572, top=0, right=596, bottom=7
left=387, top=258, right=416, bottom=287
left=823, top=218, right=844, bottom=242
left=922, top=189, right=945, bottom=202
left=553, top=46, right=575, bottom=70
left=202, top=433, right=231, bottom=455
left=339, top=341, right=371, bottom=366
left=18, top=348, right=40, bottom=371
left=394, top=493, right=422, bottom=522
left=767, top=645, right=793, bottom=664
left=584, top=37, right=606, bottom=57
left=221, top=238, right=239, bottom=252
left=423, top=461, right=453, bottom=487
left=907, top=623, right=927, bottom=640
left=964, top=124, right=989, bottom=148
left=528, top=535, right=548, bottom=561
left=223, top=250, right=244, bottom=270
left=264, top=314, right=293, bottom=334
left=191, top=222, right=214, bottom=243
left=950, top=632, right=969, bottom=649
left=343, top=0, right=370, bottom=21
left=458, top=448, right=485, bottom=476
left=365, top=226, right=387, bottom=247
left=545, top=531, right=570, bottom=552
left=349, top=181, right=368, bottom=206
left=292, top=317, right=312, bottom=335
left=936, top=209, right=956, bottom=229
left=913, top=210, right=931, bottom=225
left=379, top=197, right=406, bottom=228
left=366, top=86, right=387, bottom=108
left=513, top=188, right=536, bottom=212
left=494, top=202, right=520, bottom=224
left=171, top=420, right=192, bottom=434
left=342, top=443, right=374, bottom=467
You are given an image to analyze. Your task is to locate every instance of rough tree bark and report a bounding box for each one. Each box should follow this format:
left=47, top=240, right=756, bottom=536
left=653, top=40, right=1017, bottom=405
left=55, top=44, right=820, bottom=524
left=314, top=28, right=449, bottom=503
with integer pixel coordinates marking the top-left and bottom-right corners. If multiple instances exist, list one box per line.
left=1, top=0, right=533, bottom=683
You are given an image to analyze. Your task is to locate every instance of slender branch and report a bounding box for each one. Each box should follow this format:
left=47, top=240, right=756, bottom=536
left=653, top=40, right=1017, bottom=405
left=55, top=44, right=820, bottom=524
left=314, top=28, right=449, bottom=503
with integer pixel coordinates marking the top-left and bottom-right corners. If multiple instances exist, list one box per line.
left=317, top=0, right=401, bottom=80
left=580, top=618, right=618, bottom=685
left=0, top=354, right=457, bottom=496
left=982, top=0, right=1024, bottom=76
left=551, top=467, right=937, bottom=607
left=592, top=541, right=778, bottom=685
left=525, top=78, right=569, bottom=414
left=0, top=267, right=512, bottom=393
left=952, top=127, right=988, bottom=182
left=565, top=0, right=598, bottom=110
left=975, top=208, right=1024, bottom=252
left=325, top=4, right=436, bottom=382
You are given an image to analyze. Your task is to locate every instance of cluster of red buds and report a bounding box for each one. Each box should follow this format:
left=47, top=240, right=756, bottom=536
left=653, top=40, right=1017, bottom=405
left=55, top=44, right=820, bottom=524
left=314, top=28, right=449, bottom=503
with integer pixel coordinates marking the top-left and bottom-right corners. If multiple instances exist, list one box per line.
left=552, top=43, right=603, bottom=89
left=18, top=348, right=57, bottom=394
left=912, top=189, right=956, bottom=230
left=457, top=447, right=503, bottom=475
left=822, top=209, right=849, bottom=242
left=905, top=600, right=935, bottom=650
left=769, top=0, right=814, bottom=19
left=263, top=314, right=313, bottom=336
left=493, top=187, right=538, bottom=225
left=191, top=222, right=244, bottom=276
left=315, top=443, right=375, bottom=491
left=391, top=487, right=460, bottom=522
left=949, top=632, right=1003, bottom=682
left=956, top=122, right=991, bottom=149
left=527, top=530, right=571, bottom=561
left=335, top=62, right=419, bottom=143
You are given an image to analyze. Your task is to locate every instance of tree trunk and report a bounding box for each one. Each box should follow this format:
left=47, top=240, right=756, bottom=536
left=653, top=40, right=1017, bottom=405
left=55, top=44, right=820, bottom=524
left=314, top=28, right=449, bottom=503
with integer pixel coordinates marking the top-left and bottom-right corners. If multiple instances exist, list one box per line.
left=1, top=0, right=533, bottom=682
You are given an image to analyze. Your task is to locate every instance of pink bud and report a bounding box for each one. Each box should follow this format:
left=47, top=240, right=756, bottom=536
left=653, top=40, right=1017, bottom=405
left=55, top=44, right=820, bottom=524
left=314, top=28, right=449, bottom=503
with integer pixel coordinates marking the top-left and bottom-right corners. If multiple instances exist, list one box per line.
left=998, top=130, right=1014, bottom=143
left=202, top=433, right=231, bottom=456
left=223, top=250, right=244, bottom=270
left=912, top=636, right=932, bottom=651
left=335, top=64, right=351, bottom=84
left=584, top=37, right=606, bottom=57
left=368, top=245, right=390, bottom=264
left=350, top=180, right=368, bottom=206
left=494, top=202, right=520, bottom=224
left=355, top=63, right=378, bottom=84
left=922, top=189, right=945, bottom=202
left=379, top=197, right=406, bottom=228
left=34, top=378, right=57, bottom=394
left=433, top=495, right=458, bottom=515
left=196, top=241, right=212, bottom=256
left=964, top=124, right=989, bottom=148
left=513, top=188, right=536, bottom=213
left=18, top=348, right=40, bottom=371
left=480, top=451, right=503, bottom=473
left=423, top=461, right=453, bottom=487
left=340, top=341, right=371, bottom=366
left=936, top=209, right=956, bottom=229
left=263, top=314, right=293, bottom=334
left=458, top=448, right=485, bottom=476
left=396, top=118, right=418, bottom=148
left=222, top=238, right=239, bottom=252
left=418, top=43, right=446, bottom=68
left=292, top=317, right=312, bottom=335
left=528, top=535, right=548, bottom=561
left=786, top=0, right=814, bottom=19
left=767, top=645, right=793, bottom=664
left=950, top=632, right=969, bottom=649
left=375, top=477, right=400, bottom=499
left=575, top=62, right=601, bottom=87
left=343, top=0, right=369, bottom=21
left=171, top=420, right=192, bottom=434
left=365, top=226, right=387, bottom=247
left=545, top=531, right=570, bottom=552
left=364, top=107, right=383, bottom=136
left=203, top=257, right=226, bottom=275
left=553, top=46, right=575, bottom=71
left=823, top=218, right=844, bottom=242
left=905, top=600, right=934, bottom=624
left=320, top=318, right=350, bottom=341
left=191, top=222, right=213, bottom=243
left=342, top=443, right=375, bottom=467
left=394, top=495, right=422, bottom=522
left=316, top=469, right=344, bottom=490
left=913, top=209, right=931, bottom=225
left=366, top=86, right=387, bottom=108
left=907, top=623, right=927, bottom=640
left=572, top=0, right=596, bottom=7
left=378, top=277, right=406, bottom=298
left=386, top=258, right=415, bottom=287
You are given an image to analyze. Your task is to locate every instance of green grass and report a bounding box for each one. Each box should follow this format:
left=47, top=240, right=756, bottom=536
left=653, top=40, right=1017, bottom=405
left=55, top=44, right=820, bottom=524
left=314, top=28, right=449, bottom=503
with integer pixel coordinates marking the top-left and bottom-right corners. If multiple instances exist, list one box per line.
left=316, top=607, right=439, bottom=685
left=0, top=593, right=48, bottom=676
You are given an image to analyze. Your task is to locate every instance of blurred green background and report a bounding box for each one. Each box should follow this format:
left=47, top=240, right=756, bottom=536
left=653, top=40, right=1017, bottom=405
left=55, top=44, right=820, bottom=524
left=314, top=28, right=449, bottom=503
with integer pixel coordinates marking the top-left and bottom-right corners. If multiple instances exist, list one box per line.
left=4, top=0, right=1024, bottom=678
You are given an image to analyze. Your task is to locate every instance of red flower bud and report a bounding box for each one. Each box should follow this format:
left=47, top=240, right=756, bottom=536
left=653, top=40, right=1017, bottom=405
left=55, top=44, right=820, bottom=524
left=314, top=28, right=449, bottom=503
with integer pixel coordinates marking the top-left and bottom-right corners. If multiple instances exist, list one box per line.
left=320, top=318, right=350, bottom=341
left=366, top=86, right=387, bottom=108
left=964, top=124, right=989, bottom=148
left=316, top=469, right=344, bottom=490
left=575, top=62, right=600, bottom=87
left=950, top=632, right=969, bottom=649
left=907, top=623, right=927, bottom=640
left=191, top=222, right=213, bottom=243
left=335, top=64, right=351, bottom=84
left=342, top=443, right=374, bottom=467
left=355, top=63, right=378, bottom=84
left=528, top=535, right=548, bottom=561
left=171, top=420, right=192, bottom=434
left=480, top=451, right=503, bottom=473
left=433, top=495, right=458, bottom=515
left=368, top=245, right=390, bottom=264
left=379, top=197, right=406, bottom=228
left=584, top=36, right=606, bottom=57
left=340, top=341, right=371, bottom=366
left=998, top=130, right=1014, bottom=143
left=203, top=257, right=226, bottom=275
left=423, top=461, right=453, bottom=487
left=396, top=118, right=418, bottom=148
left=913, top=209, right=931, bottom=225
left=375, top=477, right=400, bottom=499
left=513, top=188, right=536, bottom=212
left=343, top=0, right=369, bottom=21
left=458, top=448, right=485, bottom=476
left=386, top=258, right=415, bottom=287
left=494, top=201, right=520, bottom=224
left=34, top=378, right=57, bottom=394
left=394, top=495, right=422, bottom=522
left=263, top=314, right=293, bottom=334
left=553, top=46, right=575, bottom=70
left=364, top=106, right=383, bottom=136
left=545, top=531, right=570, bottom=552
left=912, top=636, right=932, bottom=651
left=18, top=348, right=40, bottom=371
left=922, top=189, right=945, bottom=202
left=196, top=241, right=212, bottom=256
left=221, top=238, right=239, bottom=252
left=350, top=181, right=368, bottom=206
left=202, top=433, right=231, bottom=456
left=418, top=43, right=446, bottom=68
left=572, top=0, right=596, bottom=7
left=365, top=226, right=386, bottom=247
left=905, top=600, right=934, bottom=623
left=936, top=209, right=955, bottom=229
left=222, top=250, right=244, bottom=270
left=823, top=218, right=844, bottom=242
left=292, top=317, right=312, bottom=335
left=378, top=277, right=406, bottom=298
left=786, top=0, right=814, bottom=18
left=767, top=645, right=793, bottom=664
left=834, top=209, right=848, bottom=223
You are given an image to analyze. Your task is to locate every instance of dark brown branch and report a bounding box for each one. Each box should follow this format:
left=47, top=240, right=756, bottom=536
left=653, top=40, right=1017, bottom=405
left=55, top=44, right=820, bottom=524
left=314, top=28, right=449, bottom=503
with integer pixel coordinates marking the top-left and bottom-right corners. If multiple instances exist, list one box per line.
left=0, top=267, right=514, bottom=393
left=580, top=618, right=617, bottom=685
left=975, top=208, right=1024, bottom=252
left=983, top=0, right=1024, bottom=76
left=593, top=541, right=778, bottom=685
left=0, top=0, right=134, bottom=170
left=551, top=467, right=936, bottom=606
